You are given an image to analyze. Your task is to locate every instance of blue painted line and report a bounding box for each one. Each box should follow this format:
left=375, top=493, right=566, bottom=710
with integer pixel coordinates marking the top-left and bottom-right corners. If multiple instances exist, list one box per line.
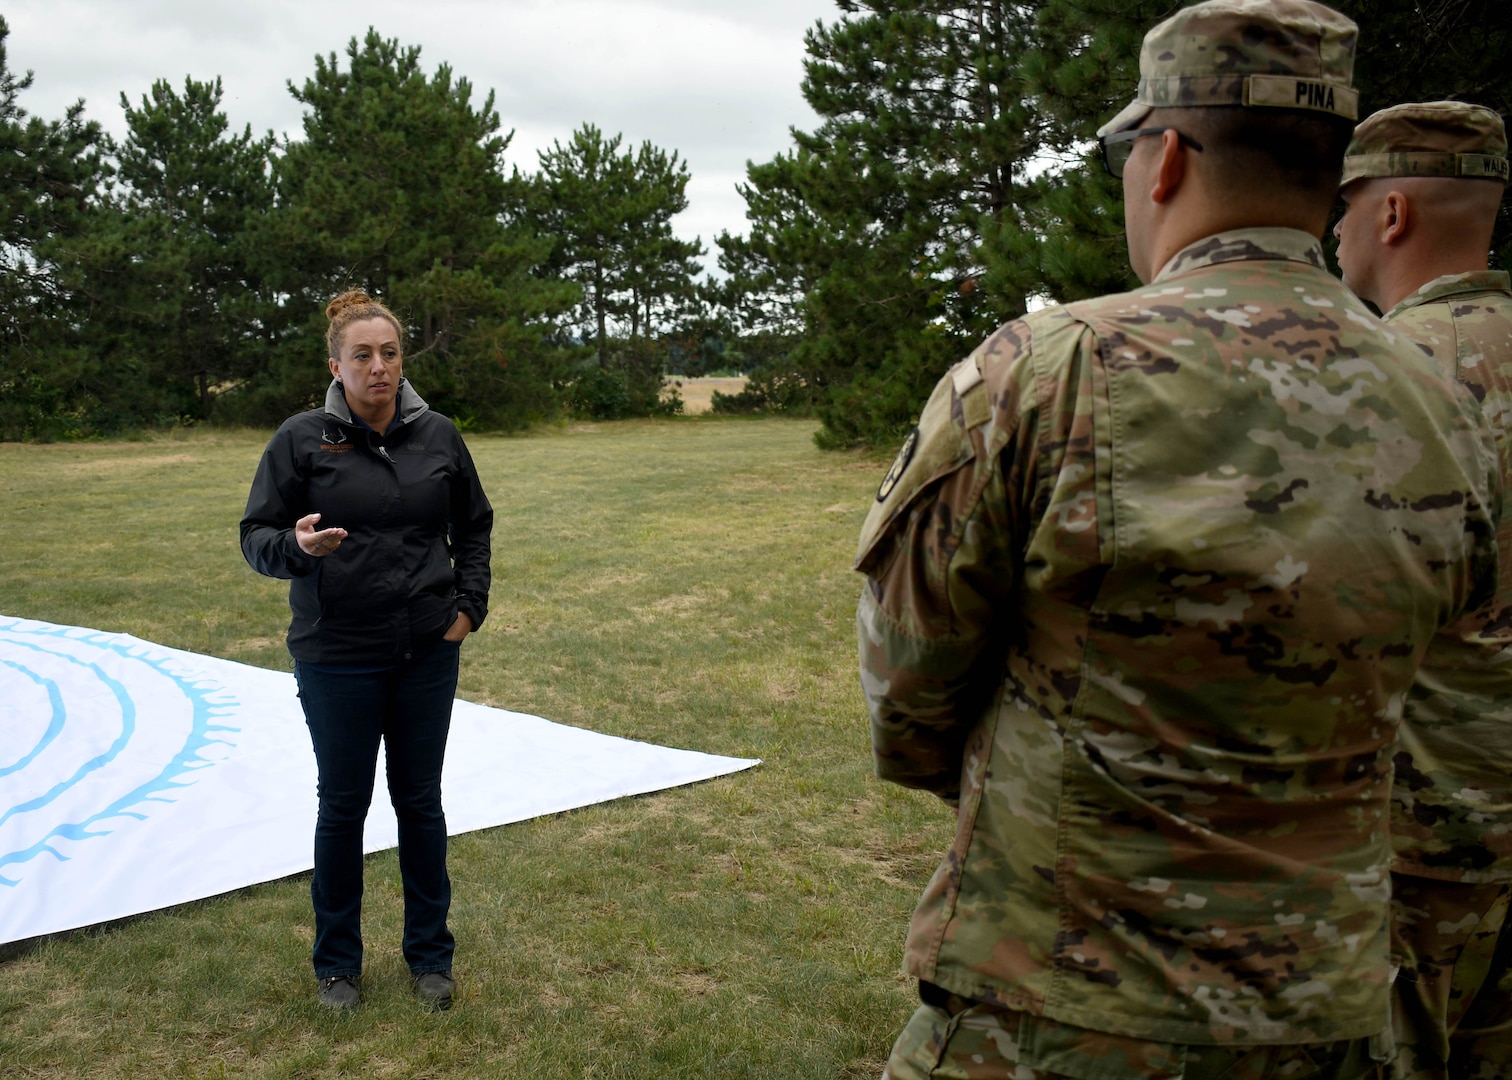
left=0, top=659, right=65, bottom=777
left=0, top=646, right=134, bottom=829
left=0, top=623, right=244, bottom=888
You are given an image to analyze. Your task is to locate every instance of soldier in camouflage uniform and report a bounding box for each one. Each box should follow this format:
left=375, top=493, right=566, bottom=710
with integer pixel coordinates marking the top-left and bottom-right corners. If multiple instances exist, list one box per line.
left=855, top=3, right=1502, bottom=1078
left=1334, top=101, right=1512, bottom=1080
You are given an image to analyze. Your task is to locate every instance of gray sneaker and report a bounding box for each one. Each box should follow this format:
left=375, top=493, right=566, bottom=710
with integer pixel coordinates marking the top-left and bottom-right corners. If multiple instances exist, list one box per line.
left=414, top=971, right=455, bottom=1010
left=318, top=974, right=360, bottom=1009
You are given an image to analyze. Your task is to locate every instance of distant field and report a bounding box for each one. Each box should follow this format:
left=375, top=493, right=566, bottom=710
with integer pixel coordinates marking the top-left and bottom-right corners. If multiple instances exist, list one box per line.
left=670, top=376, right=747, bottom=414
left=0, top=418, right=947, bottom=1079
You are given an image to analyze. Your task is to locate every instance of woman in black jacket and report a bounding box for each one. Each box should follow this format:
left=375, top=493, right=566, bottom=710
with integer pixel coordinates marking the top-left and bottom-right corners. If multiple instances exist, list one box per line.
left=240, top=290, right=493, bottom=1011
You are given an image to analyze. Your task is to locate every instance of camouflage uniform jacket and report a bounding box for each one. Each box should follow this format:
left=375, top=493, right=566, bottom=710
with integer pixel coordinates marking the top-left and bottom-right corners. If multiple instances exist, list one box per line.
left=1385, top=271, right=1512, bottom=883
left=856, top=228, right=1501, bottom=1046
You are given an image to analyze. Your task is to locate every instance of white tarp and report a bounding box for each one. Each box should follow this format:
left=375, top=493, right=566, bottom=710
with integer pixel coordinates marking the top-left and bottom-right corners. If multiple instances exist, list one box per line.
left=0, top=615, right=758, bottom=945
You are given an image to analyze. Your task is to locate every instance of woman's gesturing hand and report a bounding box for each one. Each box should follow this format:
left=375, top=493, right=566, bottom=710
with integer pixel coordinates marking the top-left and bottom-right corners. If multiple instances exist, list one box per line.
left=296, top=513, right=348, bottom=557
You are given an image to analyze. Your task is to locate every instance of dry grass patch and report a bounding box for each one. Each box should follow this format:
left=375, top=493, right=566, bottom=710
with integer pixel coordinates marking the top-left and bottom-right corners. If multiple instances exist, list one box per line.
left=669, top=376, right=747, bottom=414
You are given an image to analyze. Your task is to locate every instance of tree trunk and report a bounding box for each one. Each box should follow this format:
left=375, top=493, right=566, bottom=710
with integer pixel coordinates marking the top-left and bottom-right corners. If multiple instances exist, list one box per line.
left=594, top=258, right=607, bottom=367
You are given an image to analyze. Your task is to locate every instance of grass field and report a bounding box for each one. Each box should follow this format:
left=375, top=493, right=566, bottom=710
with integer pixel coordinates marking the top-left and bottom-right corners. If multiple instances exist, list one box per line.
left=0, top=417, right=950, bottom=1079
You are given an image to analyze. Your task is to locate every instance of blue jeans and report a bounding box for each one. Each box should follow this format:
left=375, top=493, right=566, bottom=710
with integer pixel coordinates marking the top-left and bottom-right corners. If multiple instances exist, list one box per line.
left=294, top=639, right=460, bottom=978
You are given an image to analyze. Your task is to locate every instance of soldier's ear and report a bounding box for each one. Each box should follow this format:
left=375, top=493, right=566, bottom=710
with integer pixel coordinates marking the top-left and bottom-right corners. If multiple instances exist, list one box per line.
left=1380, top=190, right=1411, bottom=246
left=1150, top=128, right=1189, bottom=205
left=328, top=356, right=341, bottom=381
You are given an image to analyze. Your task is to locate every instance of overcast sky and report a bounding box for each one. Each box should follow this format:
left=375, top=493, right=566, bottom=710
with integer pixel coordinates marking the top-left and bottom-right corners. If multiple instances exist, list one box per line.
left=4, top=0, right=840, bottom=269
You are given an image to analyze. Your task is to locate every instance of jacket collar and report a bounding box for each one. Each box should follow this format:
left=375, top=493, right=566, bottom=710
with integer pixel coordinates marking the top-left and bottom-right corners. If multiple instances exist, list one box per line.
left=323, top=377, right=430, bottom=428
left=1384, top=270, right=1512, bottom=322
left=1153, top=227, right=1328, bottom=283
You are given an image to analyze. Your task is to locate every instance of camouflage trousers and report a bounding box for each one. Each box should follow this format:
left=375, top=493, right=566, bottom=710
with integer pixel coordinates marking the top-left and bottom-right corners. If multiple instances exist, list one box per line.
left=1390, top=873, right=1512, bottom=1080
left=883, top=984, right=1389, bottom=1080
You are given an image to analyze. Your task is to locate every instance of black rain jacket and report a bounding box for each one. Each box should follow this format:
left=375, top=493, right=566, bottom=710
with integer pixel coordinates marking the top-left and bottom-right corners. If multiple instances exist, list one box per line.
left=240, top=379, right=493, bottom=665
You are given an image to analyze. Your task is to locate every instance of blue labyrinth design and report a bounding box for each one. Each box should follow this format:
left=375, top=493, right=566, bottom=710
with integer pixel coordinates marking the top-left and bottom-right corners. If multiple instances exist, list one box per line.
left=0, top=617, right=240, bottom=888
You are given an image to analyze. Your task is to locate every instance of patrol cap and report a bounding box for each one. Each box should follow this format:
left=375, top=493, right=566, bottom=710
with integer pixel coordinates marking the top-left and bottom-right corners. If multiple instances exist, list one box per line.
left=1341, top=101, right=1509, bottom=186
left=1098, top=0, right=1360, bottom=138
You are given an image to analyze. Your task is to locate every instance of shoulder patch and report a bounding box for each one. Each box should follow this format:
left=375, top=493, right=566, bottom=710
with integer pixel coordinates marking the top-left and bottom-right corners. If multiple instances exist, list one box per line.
left=855, top=371, right=975, bottom=569
left=854, top=315, right=1046, bottom=572
left=876, top=428, right=919, bottom=503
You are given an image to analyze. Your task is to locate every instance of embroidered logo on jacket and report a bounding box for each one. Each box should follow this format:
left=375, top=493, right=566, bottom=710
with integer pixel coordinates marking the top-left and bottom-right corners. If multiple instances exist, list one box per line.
left=320, top=428, right=352, bottom=453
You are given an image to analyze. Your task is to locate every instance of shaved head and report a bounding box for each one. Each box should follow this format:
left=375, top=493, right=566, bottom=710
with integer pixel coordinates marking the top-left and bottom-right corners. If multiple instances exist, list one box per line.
left=1390, top=175, right=1505, bottom=247
left=1334, top=175, right=1506, bottom=311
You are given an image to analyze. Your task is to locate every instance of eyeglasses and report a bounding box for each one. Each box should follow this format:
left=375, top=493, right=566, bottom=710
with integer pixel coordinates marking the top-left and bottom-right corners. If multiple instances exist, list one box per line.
left=1098, top=127, right=1205, bottom=179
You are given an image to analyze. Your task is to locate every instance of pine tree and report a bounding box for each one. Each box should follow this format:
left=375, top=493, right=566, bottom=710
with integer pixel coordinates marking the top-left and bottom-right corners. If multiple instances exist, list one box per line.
left=723, top=0, right=1047, bottom=447
left=1014, top=0, right=1171, bottom=303
left=0, top=15, right=110, bottom=439
left=75, top=77, right=278, bottom=421
left=267, top=29, right=573, bottom=428
left=528, top=124, right=636, bottom=369
left=620, top=141, right=703, bottom=345
left=526, top=123, right=703, bottom=415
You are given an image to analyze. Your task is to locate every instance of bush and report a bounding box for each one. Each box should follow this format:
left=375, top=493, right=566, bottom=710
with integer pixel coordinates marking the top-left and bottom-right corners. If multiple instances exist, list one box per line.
left=566, top=337, right=684, bottom=420
left=710, top=367, right=818, bottom=417
left=566, top=366, right=632, bottom=420
left=655, top=381, right=684, bottom=416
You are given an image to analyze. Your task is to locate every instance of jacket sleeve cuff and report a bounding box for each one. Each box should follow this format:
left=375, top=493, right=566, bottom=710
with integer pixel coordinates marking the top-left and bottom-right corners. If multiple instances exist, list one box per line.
left=457, top=594, right=487, bottom=631
left=283, top=532, right=319, bottom=577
